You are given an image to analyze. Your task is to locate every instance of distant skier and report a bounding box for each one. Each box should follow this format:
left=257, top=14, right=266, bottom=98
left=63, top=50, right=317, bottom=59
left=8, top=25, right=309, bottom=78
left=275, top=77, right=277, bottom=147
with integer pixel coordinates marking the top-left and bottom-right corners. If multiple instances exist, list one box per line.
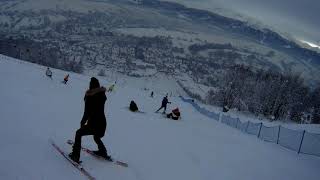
left=150, top=91, right=154, bottom=98
left=69, top=77, right=111, bottom=163
left=46, top=67, right=52, bottom=79
left=63, top=74, right=69, bottom=84
left=108, top=84, right=115, bottom=92
left=167, top=107, right=181, bottom=120
left=129, top=100, right=139, bottom=112
left=155, top=95, right=171, bottom=113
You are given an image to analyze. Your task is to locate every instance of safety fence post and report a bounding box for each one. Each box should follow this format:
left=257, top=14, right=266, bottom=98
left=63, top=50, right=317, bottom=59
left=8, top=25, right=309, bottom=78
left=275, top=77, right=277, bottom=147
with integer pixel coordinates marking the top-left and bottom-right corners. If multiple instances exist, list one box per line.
left=277, top=125, right=281, bottom=144
left=258, top=123, right=263, bottom=138
left=298, top=130, right=306, bottom=154
left=245, top=121, right=250, bottom=133
left=236, top=118, right=239, bottom=129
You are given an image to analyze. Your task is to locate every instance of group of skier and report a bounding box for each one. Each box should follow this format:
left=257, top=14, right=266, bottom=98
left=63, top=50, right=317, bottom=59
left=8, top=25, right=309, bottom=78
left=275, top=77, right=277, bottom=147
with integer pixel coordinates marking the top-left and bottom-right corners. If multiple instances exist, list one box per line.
left=45, top=67, right=69, bottom=84
left=156, top=95, right=181, bottom=120
left=45, top=68, right=119, bottom=90
left=130, top=92, right=181, bottom=120
left=48, top=73, right=180, bottom=163
left=129, top=95, right=180, bottom=120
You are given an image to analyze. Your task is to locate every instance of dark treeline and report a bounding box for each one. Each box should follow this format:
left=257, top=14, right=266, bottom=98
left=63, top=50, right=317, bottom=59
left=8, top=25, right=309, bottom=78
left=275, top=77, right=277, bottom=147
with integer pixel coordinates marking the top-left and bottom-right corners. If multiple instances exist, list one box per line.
left=0, top=36, right=84, bottom=73
left=206, top=64, right=320, bottom=123
left=188, top=43, right=235, bottom=54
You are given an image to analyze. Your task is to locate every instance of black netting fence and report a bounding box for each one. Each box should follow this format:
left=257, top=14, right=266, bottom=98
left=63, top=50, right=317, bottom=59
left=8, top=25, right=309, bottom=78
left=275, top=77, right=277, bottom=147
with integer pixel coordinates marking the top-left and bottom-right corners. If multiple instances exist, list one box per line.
left=221, top=115, right=229, bottom=124
left=229, top=116, right=238, bottom=128
left=180, top=96, right=320, bottom=157
left=236, top=120, right=249, bottom=132
left=278, top=126, right=304, bottom=152
left=300, top=132, right=320, bottom=156
left=259, top=125, right=279, bottom=143
left=180, top=96, right=220, bottom=121
left=246, top=122, right=262, bottom=136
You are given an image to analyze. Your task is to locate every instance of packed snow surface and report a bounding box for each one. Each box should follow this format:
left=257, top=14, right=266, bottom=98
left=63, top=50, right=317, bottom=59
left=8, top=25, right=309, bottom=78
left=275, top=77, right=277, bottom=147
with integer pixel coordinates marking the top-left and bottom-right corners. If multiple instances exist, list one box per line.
left=0, top=54, right=320, bottom=180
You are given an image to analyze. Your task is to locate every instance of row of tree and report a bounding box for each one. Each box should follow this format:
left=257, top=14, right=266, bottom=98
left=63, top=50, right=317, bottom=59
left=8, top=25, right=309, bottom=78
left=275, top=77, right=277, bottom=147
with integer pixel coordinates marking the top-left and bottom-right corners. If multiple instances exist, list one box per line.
left=0, top=36, right=84, bottom=73
left=206, top=64, right=320, bottom=123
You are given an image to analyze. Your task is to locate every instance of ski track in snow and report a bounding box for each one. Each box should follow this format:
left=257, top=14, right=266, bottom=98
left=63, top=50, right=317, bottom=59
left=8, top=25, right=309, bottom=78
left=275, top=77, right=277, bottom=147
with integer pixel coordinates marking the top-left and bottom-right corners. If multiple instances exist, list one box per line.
left=0, top=54, right=320, bottom=180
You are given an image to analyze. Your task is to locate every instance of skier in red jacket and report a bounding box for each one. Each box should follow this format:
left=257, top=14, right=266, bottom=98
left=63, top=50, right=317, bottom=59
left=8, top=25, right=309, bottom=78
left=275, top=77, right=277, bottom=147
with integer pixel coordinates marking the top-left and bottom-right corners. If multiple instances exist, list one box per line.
left=167, top=108, right=181, bottom=120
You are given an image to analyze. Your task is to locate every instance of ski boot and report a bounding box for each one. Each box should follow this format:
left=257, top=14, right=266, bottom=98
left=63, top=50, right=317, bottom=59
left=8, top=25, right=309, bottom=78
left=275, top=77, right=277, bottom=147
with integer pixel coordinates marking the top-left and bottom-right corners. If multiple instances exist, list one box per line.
left=68, top=152, right=81, bottom=164
left=92, top=150, right=113, bottom=161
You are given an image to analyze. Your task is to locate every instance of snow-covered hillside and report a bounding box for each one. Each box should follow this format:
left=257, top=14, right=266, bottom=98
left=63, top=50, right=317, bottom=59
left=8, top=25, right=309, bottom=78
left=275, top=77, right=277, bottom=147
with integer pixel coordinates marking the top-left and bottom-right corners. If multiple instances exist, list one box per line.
left=0, top=54, right=320, bottom=180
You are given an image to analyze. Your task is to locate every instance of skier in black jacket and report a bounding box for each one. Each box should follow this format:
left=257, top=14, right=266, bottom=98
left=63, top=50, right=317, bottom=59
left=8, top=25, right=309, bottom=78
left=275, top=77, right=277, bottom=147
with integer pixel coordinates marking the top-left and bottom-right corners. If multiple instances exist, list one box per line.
left=69, top=77, right=111, bottom=163
left=45, top=67, right=52, bottom=79
left=155, top=95, right=171, bottom=113
left=129, top=100, right=139, bottom=112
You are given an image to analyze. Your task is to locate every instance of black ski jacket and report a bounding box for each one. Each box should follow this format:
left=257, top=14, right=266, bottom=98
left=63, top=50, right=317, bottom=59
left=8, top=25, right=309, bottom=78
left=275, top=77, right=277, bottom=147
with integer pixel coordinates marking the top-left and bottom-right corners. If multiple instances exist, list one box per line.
left=161, top=97, right=170, bottom=107
left=81, top=87, right=107, bottom=137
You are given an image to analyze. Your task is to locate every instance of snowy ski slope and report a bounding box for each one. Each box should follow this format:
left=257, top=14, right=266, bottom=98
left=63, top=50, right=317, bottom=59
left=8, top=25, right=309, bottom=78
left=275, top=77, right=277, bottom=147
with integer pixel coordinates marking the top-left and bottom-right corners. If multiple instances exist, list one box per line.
left=0, top=54, right=319, bottom=180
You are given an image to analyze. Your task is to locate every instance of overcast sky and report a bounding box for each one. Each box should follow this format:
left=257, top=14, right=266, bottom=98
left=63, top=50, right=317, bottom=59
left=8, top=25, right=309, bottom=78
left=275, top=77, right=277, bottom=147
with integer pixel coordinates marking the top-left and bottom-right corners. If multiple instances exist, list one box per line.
left=162, top=0, right=320, bottom=45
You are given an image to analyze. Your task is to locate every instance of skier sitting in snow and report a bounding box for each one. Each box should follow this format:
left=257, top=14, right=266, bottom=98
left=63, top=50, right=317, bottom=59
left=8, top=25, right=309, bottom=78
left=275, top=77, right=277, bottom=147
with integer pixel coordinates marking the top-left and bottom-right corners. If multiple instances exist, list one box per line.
left=155, top=95, right=171, bottom=113
left=46, top=67, right=52, bottom=79
left=129, top=100, right=139, bottom=112
left=69, top=77, right=111, bottom=163
left=167, top=108, right=181, bottom=120
left=63, top=74, right=69, bottom=84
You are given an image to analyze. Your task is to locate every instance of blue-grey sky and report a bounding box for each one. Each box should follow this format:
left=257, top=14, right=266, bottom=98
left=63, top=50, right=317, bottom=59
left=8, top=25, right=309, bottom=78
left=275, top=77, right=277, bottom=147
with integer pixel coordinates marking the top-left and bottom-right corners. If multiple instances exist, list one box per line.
left=163, top=0, right=320, bottom=46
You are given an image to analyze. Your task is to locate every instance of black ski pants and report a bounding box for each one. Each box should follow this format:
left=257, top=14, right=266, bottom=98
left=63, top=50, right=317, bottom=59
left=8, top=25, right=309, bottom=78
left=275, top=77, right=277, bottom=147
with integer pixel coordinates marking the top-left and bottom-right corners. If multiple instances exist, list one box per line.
left=72, top=126, right=107, bottom=157
left=156, top=105, right=167, bottom=113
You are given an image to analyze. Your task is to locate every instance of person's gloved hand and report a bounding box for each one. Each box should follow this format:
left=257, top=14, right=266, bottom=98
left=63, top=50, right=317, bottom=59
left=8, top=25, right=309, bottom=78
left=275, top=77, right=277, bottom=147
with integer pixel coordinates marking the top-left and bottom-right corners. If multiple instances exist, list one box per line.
left=80, top=119, right=86, bottom=128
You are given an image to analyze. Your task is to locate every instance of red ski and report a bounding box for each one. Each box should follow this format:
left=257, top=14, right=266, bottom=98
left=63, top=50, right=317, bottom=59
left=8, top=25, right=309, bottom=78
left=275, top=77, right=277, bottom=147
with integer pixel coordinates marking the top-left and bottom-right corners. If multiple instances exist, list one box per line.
left=50, top=139, right=96, bottom=180
left=67, top=140, right=128, bottom=167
